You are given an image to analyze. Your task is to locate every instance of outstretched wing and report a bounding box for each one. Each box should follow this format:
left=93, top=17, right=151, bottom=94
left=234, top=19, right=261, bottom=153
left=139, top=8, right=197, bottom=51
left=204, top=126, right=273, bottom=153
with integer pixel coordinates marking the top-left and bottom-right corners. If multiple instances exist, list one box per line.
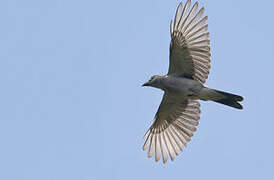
left=143, top=93, right=201, bottom=163
left=169, top=0, right=211, bottom=84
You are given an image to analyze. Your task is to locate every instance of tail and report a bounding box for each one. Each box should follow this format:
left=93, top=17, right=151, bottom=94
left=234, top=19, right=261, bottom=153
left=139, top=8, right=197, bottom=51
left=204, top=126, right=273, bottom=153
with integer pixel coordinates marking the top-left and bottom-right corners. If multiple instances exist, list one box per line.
left=199, top=88, right=244, bottom=109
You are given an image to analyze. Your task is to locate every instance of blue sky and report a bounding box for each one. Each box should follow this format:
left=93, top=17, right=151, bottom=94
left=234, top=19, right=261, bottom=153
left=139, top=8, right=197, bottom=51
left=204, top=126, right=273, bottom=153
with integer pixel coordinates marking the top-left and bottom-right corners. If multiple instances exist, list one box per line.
left=1, top=0, right=273, bottom=179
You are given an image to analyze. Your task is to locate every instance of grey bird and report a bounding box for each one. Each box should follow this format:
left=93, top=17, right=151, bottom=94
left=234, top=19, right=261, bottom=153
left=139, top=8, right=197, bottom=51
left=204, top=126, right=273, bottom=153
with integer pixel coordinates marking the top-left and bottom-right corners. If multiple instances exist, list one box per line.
left=142, top=0, right=243, bottom=163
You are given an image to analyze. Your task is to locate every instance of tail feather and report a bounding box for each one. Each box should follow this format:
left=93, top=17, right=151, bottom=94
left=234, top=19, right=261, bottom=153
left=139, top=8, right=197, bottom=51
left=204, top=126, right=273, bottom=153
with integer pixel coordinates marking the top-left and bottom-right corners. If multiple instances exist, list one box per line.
left=214, top=90, right=243, bottom=102
left=200, top=88, right=244, bottom=109
left=213, top=90, right=243, bottom=109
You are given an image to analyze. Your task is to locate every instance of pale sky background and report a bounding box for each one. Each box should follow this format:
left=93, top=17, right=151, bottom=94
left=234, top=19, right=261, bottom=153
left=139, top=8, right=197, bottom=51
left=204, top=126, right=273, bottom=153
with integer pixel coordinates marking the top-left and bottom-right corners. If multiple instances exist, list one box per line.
left=1, top=0, right=273, bottom=179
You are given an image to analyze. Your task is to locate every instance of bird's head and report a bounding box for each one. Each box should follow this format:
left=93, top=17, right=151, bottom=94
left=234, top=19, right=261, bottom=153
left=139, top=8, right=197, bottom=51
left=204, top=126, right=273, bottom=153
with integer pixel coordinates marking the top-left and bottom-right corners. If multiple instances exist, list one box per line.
left=142, top=75, right=166, bottom=89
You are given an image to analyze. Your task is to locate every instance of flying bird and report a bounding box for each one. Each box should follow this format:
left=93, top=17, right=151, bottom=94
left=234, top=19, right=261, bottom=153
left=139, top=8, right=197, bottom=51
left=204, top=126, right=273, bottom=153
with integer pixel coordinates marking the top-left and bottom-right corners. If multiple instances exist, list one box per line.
left=142, top=0, right=243, bottom=163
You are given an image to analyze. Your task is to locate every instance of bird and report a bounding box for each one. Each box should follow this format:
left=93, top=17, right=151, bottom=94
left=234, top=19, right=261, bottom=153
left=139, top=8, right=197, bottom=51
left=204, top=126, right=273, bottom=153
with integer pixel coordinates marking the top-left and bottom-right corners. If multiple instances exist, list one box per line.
left=142, top=0, right=243, bottom=163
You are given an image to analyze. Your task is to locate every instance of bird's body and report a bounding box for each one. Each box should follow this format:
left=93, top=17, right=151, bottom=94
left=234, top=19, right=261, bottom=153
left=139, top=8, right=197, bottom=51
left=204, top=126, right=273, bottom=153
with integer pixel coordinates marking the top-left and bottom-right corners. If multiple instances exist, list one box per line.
left=142, top=0, right=243, bottom=163
left=148, top=75, right=203, bottom=98
left=144, top=75, right=242, bottom=108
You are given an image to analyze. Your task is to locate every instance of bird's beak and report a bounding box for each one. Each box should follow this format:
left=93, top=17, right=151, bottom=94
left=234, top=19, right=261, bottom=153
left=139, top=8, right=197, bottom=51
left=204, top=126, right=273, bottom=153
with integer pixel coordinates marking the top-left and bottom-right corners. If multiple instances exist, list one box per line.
left=142, top=82, right=150, bottom=87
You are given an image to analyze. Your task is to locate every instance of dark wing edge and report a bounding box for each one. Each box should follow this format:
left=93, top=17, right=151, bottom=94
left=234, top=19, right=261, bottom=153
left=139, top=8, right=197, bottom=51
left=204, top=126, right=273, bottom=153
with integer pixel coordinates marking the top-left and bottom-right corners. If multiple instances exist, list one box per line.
left=143, top=94, right=201, bottom=163
left=169, top=0, right=211, bottom=84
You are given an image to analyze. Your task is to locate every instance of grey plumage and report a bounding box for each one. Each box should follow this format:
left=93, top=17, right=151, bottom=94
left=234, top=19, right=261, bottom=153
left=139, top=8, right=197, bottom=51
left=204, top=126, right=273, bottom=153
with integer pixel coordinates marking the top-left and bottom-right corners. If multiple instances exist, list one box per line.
left=142, top=0, right=243, bottom=163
